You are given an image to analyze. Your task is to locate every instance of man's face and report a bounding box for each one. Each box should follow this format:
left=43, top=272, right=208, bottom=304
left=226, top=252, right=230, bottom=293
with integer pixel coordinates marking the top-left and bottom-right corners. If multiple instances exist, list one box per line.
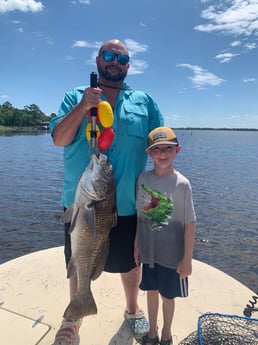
left=97, top=46, right=129, bottom=82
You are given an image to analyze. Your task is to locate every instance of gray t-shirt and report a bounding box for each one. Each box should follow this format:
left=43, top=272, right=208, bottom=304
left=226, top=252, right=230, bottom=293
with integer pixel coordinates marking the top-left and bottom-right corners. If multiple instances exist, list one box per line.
left=136, top=169, right=196, bottom=269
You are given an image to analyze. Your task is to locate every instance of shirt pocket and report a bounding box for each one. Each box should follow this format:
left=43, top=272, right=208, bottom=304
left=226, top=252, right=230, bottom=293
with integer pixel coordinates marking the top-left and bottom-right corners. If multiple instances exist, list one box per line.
left=123, top=103, right=148, bottom=139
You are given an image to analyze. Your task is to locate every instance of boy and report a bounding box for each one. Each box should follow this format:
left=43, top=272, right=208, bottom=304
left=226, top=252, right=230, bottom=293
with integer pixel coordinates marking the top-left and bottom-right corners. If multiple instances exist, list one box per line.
left=135, top=127, right=196, bottom=345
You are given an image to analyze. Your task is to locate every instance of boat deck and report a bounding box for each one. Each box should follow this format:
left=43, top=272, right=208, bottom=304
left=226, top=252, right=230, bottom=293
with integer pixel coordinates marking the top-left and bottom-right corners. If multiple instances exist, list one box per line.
left=0, top=246, right=255, bottom=345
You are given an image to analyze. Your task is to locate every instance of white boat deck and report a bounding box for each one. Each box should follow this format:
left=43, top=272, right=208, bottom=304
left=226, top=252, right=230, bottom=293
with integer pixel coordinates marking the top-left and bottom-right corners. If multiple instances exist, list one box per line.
left=0, top=246, right=256, bottom=345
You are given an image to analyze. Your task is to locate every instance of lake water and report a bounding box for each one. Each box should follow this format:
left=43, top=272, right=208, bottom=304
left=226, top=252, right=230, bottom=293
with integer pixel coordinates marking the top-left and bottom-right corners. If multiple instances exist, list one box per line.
left=0, top=130, right=258, bottom=299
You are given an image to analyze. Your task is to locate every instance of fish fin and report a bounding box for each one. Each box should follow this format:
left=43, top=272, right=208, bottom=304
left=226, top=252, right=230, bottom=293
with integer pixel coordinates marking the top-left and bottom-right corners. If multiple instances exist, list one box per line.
left=68, top=207, right=80, bottom=234
left=83, top=205, right=96, bottom=234
left=60, top=205, right=74, bottom=224
left=63, top=290, right=97, bottom=320
left=66, top=257, right=77, bottom=278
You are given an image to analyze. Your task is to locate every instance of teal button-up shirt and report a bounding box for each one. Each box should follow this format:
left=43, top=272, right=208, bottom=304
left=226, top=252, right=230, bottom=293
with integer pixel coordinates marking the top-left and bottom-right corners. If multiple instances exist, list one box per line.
left=50, top=83, right=164, bottom=216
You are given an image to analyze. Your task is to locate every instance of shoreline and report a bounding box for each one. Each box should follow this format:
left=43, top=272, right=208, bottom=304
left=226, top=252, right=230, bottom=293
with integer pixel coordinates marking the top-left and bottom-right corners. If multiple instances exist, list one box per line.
left=0, top=126, right=50, bottom=134
left=0, top=126, right=257, bottom=135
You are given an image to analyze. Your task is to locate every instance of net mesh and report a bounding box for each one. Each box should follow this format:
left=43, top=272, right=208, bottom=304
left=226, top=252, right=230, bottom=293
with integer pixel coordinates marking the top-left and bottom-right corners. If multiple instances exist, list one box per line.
left=178, top=313, right=258, bottom=345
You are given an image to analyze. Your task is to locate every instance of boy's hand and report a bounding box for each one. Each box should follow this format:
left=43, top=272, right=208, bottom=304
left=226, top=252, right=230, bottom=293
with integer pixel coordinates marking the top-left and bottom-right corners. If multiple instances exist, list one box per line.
left=177, top=258, right=192, bottom=279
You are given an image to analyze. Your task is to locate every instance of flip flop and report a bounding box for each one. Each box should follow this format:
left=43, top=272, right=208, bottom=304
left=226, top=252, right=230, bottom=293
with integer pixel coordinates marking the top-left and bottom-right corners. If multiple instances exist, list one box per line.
left=142, top=334, right=160, bottom=345
left=52, top=319, right=82, bottom=345
left=160, top=336, right=173, bottom=345
left=124, top=310, right=149, bottom=340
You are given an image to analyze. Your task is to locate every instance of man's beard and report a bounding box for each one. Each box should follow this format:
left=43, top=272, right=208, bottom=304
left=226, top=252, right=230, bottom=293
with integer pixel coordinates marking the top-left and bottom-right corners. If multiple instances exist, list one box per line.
left=97, top=62, right=127, bottom=82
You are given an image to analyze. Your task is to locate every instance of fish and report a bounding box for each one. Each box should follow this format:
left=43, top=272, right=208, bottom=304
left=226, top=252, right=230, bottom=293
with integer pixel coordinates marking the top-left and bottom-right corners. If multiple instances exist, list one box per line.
left=61, top=153, right=116, bottom=321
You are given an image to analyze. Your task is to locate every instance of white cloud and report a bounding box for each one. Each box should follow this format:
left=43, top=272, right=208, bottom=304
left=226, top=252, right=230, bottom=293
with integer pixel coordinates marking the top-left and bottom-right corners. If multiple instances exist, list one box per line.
left=215, top=52, right=239, bottom=63
left=65, top=55, right=75, bottom=61
left=230, top=40, right=241, bottom=47
left=0, top=0, right=43, bottom=14
left=244, top=42, right=257, bottom=49
left=124, top=38, right=148, bottom=57
left=73, top=40, right=94, bottom=48
left=243, top=77, right=256, bottom=82
left=128, top=59, right=148, bottom=75
left=177, top=63, right=225, bottom=89
left=72, top=40, right=100, bottom=49
left=1, top=94, right=9, bottom=99
left=195, top=0, right=258, bottom=36
left=71, top=0, right=91, bottom=4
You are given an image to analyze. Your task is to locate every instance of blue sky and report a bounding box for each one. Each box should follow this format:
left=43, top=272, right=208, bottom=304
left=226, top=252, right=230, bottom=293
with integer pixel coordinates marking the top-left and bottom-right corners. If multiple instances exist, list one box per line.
left=0, top=0, right=258, bottom=129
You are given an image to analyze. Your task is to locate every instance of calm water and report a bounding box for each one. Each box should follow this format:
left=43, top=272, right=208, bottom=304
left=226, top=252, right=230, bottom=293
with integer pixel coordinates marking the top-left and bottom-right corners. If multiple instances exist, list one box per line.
left=0, top=130, right=258, bottom=298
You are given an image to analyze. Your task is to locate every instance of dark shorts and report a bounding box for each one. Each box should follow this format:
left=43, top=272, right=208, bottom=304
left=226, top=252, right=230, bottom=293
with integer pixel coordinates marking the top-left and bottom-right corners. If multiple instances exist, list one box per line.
left=64, top=213, right=137, bottom=274
left=140, top=263, right=189, bottom=299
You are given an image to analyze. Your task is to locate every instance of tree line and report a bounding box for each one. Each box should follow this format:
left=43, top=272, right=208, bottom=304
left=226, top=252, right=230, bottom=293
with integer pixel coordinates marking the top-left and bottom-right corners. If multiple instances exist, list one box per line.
left=0, top=101, right=56, bottom=127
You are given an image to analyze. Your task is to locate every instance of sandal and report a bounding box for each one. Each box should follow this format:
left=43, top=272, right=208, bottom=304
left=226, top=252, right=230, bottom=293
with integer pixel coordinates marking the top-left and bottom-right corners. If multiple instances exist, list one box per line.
left=124, top=310, right=149, bottom=339
left=52, top=319, right=82, bottom=345
left=142, top=334, right=160, bottom=345
left=160, top=336, right=173, bottom=345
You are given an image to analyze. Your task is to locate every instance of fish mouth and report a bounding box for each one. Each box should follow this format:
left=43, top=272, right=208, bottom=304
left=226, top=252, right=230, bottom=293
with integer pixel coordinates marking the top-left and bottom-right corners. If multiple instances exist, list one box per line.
left=92, top=152, right=107, bottom=162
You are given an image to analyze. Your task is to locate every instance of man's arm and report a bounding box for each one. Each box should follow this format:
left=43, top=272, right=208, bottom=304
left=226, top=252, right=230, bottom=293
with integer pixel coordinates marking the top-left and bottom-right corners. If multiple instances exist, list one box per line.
left=53, top=87, right=102, bottom=147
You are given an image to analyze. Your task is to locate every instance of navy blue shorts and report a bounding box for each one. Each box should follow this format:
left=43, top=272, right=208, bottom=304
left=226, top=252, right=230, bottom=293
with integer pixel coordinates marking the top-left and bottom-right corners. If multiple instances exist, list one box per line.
left=140, top=263, right=189, bottom=299
left=104, top=215, right=137, bottom=273
left=64, top=213, right=137, bottom=274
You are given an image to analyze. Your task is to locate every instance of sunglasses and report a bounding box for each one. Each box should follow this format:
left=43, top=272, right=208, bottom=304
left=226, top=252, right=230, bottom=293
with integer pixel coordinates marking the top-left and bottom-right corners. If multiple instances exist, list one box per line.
left=101, top=51, right=129, bottom=65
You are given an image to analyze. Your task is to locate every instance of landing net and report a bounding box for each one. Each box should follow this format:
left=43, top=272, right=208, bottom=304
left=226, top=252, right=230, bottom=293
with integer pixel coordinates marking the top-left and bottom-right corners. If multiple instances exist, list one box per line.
left=179, top=313, right=258, bottom=345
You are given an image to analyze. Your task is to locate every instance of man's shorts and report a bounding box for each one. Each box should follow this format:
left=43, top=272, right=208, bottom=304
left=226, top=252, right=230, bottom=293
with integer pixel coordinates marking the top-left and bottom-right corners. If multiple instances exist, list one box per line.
left=64, top=214, right=137, bottom=274
left=140, top=263, right=189, bottom=299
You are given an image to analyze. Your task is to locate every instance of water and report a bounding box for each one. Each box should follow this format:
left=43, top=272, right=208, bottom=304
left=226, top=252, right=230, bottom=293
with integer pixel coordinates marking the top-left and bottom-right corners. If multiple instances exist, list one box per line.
left=0, top=130, right=258, bottom=297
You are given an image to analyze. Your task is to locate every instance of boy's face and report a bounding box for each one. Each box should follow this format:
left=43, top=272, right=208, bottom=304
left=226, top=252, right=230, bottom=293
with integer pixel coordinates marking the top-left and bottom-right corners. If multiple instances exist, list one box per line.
left=148, top=144, right=177, bottom=168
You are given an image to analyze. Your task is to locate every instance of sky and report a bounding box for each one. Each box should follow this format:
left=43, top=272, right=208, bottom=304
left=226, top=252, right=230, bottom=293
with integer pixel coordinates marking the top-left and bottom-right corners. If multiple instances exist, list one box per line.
left=0, top=0, right=258, bottom=129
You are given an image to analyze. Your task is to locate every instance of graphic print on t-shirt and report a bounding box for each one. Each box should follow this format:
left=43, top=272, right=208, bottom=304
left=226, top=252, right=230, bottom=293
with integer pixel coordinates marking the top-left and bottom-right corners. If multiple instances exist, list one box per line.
left=140, top=184, right=173, bottom=229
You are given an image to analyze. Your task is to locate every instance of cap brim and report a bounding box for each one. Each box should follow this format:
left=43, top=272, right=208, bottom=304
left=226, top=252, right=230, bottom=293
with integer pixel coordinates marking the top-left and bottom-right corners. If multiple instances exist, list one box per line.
left=146, top=141, right=178, bottom=151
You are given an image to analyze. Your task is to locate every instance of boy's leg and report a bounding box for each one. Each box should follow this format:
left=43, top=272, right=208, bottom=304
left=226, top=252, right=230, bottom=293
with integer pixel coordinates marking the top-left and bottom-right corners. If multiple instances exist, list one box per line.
left=146, top=290, right=159, bottom=338
left=161, top=297, right=175, bottom=341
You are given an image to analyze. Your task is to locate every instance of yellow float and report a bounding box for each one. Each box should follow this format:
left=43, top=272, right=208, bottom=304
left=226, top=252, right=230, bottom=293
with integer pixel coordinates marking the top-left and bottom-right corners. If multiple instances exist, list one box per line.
left=97, top=101, right=114, bottom=128
left=86, top=123, right=100, bottom=142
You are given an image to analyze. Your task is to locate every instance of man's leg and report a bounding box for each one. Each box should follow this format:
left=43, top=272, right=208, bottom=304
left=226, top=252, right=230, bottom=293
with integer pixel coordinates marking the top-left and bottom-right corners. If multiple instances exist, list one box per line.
left=122, top=266, right=149, bottom=340
left=121, top=266, right=141, bottom=313
left=52, top=222, right=81, bottom=345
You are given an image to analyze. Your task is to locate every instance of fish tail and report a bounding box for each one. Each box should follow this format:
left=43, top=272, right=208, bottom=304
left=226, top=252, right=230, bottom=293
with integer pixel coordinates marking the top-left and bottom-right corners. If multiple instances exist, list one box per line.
left=63, top=291, right=97, bottom=321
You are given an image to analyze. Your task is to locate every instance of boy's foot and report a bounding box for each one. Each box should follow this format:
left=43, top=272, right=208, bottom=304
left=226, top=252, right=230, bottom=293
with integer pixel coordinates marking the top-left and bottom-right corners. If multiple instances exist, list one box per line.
left=160, top=336, right=173, bottom=345
left=142, top=334, right=160, bottom=345
left=124, top=310, right=149, bottom=341
left=52, top=319, right=82, bottom=345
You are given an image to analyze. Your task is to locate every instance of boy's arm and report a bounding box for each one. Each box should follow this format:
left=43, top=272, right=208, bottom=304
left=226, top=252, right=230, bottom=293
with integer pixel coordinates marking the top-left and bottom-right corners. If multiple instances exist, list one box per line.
left=177, top=221, right=196, bottom=279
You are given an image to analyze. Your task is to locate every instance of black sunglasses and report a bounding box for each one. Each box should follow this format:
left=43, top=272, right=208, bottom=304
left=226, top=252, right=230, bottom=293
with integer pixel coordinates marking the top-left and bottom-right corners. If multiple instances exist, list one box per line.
left=101, top=51, right=129, bottom=65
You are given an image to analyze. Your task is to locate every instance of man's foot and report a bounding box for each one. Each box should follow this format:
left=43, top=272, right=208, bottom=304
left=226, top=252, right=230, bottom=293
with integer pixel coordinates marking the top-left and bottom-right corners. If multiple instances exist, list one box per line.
left=124, top=310, right=149, bottom=341
left=52, top=319, right=82, bottom=345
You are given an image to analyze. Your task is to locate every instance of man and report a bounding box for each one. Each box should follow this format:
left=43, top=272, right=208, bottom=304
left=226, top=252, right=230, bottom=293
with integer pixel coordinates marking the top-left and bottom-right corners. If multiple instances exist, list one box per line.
left=50, top=38, right=164, bottom=345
